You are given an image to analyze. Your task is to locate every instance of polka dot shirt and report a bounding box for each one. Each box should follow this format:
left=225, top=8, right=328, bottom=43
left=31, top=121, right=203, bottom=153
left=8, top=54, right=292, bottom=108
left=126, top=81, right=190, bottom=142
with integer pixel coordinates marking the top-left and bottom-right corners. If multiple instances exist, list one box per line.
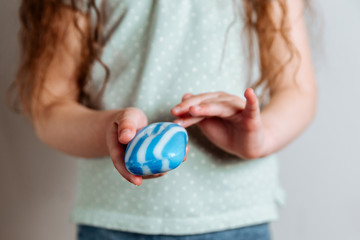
left=71, top=0, right=285, bottom=235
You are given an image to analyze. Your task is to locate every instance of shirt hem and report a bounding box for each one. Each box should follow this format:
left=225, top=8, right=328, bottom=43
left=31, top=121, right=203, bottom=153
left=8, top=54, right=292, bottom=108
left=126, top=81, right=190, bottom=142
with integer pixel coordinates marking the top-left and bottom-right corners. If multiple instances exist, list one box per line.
left=70, top=204, right=279, bottom=235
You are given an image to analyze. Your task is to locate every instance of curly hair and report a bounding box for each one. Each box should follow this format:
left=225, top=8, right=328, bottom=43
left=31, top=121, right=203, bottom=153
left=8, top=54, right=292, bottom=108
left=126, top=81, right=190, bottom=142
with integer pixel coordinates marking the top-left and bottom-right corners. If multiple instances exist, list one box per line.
left=9, top=0, right=308, bottom=118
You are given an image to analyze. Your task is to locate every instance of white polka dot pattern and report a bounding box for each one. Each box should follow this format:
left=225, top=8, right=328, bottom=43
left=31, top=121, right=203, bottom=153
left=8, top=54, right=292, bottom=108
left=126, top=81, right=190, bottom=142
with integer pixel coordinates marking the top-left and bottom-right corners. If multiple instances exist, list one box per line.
left=72, top=0, right=285, bottom=235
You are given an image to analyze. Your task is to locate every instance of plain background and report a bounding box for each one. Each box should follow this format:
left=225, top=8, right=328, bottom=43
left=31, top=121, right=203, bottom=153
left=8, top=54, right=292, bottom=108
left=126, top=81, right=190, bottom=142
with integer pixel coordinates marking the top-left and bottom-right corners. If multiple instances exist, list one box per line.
left=1, top=0, right=359, bottom=239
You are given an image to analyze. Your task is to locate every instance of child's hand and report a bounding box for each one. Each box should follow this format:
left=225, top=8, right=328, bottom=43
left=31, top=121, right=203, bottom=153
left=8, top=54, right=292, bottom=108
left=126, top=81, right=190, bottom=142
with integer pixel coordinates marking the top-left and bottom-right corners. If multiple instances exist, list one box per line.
left=171, top=89, right=270, bottom=159
left=105, top=108, right=158, bottom=185
left=106, top=107, right=190, bottom=185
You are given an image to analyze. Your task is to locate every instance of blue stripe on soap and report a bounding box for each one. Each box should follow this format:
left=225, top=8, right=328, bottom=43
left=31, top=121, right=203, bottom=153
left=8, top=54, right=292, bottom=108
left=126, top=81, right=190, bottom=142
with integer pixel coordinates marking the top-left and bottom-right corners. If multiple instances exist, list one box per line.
left=128, top=165, right=143, bottom=176
left=144, top=160, right=162, bottom=174
left=144, top=124, right=171, bottom=160
left=146, top=135, right=162, bottom=164
left=151, top=122, right=162, bottom=135
left=124, top=125, right=150, bottom=164
left=131, top=134, right=148, bottom=161
left=125, top=133, right=148, bottom=175
left=163, top=131, right=187, bottom=169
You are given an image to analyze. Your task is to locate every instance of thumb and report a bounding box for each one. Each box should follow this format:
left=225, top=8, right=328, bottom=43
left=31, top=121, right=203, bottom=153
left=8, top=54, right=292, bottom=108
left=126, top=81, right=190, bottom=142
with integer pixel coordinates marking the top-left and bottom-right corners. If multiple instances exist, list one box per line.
left=117, top=108, right=148, bottom=144
left=243, top=88, right=260, bottom=119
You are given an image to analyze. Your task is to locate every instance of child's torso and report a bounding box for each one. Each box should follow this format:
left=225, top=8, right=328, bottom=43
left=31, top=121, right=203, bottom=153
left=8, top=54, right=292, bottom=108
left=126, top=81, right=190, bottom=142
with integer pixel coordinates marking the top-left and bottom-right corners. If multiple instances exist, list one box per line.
left=72, top=0, right=284, bottom=235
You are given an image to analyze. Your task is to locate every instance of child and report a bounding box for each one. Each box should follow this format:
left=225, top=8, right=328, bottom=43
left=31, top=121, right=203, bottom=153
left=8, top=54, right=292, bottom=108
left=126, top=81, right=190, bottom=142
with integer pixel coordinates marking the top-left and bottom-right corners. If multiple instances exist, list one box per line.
left=11, top=0, right=316, bottom=239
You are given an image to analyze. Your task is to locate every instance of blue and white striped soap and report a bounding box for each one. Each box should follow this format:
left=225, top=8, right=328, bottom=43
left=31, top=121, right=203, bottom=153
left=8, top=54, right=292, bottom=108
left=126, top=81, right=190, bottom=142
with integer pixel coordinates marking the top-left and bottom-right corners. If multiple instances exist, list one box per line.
left=125, top=122, right=188, bottom=176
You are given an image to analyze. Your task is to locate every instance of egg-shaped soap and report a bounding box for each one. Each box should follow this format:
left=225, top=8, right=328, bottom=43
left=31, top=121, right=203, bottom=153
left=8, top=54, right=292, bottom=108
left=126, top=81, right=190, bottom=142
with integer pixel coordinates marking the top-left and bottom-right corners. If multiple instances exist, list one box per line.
left=124, top=122, right=188, bottom=176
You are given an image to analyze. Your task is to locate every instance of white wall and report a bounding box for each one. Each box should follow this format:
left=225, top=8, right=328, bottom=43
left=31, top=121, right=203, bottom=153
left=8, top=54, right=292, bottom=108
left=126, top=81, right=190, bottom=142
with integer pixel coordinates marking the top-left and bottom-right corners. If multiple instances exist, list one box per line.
left=272, top=1, right=360, bottom=239
left=0, top=2, right=77, bottom=239
left=1, top=0, right=359, bottom=240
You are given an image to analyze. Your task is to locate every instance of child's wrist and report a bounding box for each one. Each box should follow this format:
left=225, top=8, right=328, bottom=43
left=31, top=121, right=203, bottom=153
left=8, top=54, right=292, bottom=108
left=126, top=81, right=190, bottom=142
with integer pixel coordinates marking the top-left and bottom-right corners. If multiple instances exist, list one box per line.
left=259, top=125, right=276, bottom=157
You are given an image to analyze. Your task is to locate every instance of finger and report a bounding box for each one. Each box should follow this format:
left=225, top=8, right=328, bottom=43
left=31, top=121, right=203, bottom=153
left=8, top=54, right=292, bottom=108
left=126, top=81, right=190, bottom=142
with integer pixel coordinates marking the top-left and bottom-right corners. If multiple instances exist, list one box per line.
left=108, top=123, right=143, bottom=186
left=183, top=145, right=190, bottom=162
left=174, top=116, right=205, bottom=128
left=117, top=108, right=147, bottom=144
left=181, top=93, right=193, bottom=101
left=243, top=88, right=260, bottom=119
left=142, top=173, right=166, bottom=179
left=188, top=100, right=243, bottom=119
left=171, top=92, right=222, bottom=116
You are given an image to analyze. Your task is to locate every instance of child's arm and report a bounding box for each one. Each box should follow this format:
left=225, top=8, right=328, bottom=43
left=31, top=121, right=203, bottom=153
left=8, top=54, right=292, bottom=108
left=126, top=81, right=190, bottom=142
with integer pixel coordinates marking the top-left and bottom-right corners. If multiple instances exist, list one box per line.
left=171, top=0, right=316, bottom=159
left=28, top=9, right=149, bottom=185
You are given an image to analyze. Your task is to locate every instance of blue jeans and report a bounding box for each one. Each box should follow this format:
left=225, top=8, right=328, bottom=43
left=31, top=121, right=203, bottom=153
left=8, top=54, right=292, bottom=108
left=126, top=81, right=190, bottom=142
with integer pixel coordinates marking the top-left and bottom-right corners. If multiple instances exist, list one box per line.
left=77, top=223, right=271, bottom=240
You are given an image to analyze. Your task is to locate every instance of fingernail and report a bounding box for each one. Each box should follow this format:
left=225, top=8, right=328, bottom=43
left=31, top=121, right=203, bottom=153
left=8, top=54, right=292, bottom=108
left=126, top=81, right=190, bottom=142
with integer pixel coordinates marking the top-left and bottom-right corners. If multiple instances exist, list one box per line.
left=173, top=107, right=181, bottom=113
left=183, top=93, right=192, bottom=100
left=134, top=177, right=142, bottom=186
left=175, top=120, right=184, bottom=126
left=172, top=107, right=181, bottom=114
left=120, top=129, right=131, bottom=138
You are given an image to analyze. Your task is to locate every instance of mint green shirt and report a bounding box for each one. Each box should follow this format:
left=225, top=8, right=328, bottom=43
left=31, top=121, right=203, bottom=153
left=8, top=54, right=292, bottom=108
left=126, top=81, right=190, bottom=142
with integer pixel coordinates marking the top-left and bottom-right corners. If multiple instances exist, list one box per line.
left=71, top=0, right=285, bottom=235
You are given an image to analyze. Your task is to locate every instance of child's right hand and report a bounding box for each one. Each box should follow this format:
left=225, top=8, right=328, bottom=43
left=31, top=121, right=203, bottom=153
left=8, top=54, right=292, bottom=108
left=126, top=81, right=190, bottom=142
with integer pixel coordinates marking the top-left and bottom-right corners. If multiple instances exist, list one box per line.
left=106, top=107, right=165, bottom=186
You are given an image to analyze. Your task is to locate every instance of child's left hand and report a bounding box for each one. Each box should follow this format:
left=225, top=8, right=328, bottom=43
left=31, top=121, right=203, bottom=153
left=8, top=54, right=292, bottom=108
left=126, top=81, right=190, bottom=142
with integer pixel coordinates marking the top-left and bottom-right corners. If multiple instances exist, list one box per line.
left=171, top=88, right=270, bottom=159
